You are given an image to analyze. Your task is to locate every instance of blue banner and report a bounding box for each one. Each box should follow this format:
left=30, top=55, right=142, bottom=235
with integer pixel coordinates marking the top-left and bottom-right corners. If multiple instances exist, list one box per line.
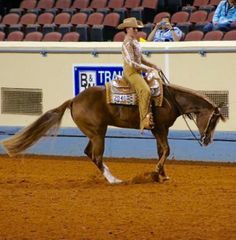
left=73, top=65, right=123, bottom=95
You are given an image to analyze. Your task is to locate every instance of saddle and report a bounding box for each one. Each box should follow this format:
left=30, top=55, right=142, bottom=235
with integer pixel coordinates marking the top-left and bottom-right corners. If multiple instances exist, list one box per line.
left=106, top=74, right=163, bottom=107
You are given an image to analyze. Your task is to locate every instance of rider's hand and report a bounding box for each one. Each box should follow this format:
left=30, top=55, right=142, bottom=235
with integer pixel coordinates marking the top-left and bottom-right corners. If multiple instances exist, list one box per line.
left=147, top=67, right=155, bottom=73
left=153, top=65, right=161, bottom=72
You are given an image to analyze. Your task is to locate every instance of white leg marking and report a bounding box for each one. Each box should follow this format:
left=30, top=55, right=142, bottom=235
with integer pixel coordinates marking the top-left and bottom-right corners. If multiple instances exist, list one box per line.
left=103, top=163, right=122, bottom=184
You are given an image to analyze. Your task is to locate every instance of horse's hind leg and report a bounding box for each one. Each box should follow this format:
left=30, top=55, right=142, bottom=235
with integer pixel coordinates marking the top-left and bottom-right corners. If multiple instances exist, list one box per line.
left=84, top=137, right=122, bottom=184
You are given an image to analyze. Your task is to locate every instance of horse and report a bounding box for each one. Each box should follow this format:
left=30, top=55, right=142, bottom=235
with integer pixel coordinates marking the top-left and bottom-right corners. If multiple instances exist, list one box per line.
left=1, top=83, right=225, bottom=184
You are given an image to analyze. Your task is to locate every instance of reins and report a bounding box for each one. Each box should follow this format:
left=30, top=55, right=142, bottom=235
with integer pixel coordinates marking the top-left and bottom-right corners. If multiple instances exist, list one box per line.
left=158, top=70, right=203, bottom=146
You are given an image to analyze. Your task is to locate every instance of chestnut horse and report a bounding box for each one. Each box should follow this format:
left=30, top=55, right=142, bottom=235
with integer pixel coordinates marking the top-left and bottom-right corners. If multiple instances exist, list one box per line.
left=2, top=84, right=225, bottom=183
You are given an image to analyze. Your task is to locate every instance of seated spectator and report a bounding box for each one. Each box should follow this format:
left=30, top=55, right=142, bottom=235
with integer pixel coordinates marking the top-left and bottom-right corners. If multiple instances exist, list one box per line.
left=147, top=16, right=183, bottom=42
left=203, top=0, right=236, bottom=32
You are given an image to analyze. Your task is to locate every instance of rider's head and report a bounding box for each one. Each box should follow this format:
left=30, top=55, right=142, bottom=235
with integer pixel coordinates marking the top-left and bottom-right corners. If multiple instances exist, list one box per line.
left=117, top=17, right=144, bottom=36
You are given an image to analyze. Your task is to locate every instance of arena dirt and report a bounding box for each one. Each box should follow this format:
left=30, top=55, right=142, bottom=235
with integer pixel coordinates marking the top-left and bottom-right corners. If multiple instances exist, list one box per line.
left=0, top=155, right=236, bottom=240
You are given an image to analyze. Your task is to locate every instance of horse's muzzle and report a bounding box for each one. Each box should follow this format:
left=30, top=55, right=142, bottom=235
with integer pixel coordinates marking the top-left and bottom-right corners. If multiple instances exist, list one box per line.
left=200, top=134, right=212, bottom=146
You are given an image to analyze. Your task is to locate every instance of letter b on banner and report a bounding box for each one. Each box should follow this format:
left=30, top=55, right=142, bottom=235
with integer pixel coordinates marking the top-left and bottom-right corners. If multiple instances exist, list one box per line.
left=79, top=71, right=96, bottom=92
left=74, top=65, right=123, bottom=95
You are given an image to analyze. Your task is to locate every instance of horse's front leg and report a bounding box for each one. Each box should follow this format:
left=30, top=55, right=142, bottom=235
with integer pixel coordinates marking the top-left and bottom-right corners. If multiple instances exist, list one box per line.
left=152, top=130, right=170, bottom=181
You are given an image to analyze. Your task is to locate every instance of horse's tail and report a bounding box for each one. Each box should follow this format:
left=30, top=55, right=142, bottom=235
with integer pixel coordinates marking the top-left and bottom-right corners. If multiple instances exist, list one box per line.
left=1, top=99, right=72, bottom=157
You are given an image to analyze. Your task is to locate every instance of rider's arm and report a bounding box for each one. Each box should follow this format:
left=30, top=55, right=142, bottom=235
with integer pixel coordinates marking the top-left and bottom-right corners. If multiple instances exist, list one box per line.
left=122, top=40, right=151, bottom=72
left=141, top=55, right=160, bottom=71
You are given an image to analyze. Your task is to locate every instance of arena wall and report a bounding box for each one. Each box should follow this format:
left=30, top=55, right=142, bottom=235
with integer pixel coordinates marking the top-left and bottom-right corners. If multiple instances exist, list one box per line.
left=0, top=41, right=235, bottom=161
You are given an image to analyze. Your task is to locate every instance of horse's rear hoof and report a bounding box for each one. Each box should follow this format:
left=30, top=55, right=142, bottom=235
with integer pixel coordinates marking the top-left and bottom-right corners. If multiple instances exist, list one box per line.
left=110, top=178, right=123, bottom=184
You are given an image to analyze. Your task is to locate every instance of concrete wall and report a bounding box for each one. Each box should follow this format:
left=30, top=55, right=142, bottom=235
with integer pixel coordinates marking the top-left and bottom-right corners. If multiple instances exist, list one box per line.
left=0, top=41, right=236, bottom=161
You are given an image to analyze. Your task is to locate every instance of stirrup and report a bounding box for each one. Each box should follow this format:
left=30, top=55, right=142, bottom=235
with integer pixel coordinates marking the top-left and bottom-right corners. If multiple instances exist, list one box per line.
left=141, top=113, right=154, bottom=130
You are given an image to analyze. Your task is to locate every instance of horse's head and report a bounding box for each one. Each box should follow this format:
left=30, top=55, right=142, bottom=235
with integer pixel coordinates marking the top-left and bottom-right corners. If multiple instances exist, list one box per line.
left=196, top=105, right=226, bottom=146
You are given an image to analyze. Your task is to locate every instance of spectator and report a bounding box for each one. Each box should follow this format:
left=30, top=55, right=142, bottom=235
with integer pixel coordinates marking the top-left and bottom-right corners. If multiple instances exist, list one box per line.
left=147, top=16, right=183, bottom=42
left=203, top=0, right=236, bottom=32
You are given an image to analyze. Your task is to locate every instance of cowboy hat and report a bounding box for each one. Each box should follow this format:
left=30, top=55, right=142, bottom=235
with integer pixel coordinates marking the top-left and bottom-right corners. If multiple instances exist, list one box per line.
left=117, top=17, right=144, bottom=30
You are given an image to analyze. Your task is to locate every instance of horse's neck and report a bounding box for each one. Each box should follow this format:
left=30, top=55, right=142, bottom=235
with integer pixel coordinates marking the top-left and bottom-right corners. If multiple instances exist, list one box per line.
left=168, top=85, right=214, bottom=114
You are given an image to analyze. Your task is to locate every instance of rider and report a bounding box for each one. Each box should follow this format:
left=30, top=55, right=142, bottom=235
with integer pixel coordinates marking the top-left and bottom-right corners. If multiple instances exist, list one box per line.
left=117, top=17, right=161, bottom=130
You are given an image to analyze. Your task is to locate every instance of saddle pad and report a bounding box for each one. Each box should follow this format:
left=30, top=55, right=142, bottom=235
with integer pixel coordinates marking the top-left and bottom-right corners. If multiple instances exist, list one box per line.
left=106, top=78, right=163, bottom=107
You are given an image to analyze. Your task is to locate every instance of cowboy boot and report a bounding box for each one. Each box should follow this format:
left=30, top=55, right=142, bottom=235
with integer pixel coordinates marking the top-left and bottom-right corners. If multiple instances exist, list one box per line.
left=142, top=112, right=154, bottom=130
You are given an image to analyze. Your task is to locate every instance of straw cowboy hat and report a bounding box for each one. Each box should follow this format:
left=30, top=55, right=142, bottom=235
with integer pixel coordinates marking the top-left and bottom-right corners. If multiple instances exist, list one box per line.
left=117, top=17, right=144, bottom=30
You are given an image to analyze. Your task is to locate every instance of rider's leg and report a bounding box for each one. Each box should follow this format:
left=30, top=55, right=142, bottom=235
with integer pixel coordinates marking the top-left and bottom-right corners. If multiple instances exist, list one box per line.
left=125, top=72, right=153, bottom=130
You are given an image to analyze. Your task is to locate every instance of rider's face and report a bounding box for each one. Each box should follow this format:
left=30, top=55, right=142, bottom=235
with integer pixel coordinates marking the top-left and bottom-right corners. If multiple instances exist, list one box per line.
left=126, top=27, right=138, bottom=38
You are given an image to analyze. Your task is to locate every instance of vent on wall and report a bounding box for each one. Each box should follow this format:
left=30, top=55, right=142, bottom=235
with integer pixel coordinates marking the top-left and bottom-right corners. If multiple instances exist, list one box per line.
left=1, top=88, right=43, bottom=115
left=198, top=90, right=229, bottom=118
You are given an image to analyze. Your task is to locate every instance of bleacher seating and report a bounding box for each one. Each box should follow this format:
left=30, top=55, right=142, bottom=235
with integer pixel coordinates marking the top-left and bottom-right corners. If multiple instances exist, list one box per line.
left=182, top=0, right=209, bottom=14
left=24, top=31, right=43, bottom=41
left=184, top=30, right=204, bottom=41
left=0, top=0, right=235, bottom=42
left=177, top=10, right=208, bottom=34
left=203, top=30, right=224, bottom=40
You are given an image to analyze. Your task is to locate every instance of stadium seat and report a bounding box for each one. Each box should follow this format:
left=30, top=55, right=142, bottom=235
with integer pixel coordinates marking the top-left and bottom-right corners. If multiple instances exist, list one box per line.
left=10, top=0, right=38, bottom=15
left=153, top=12, right=171, bottom=24
left=113, top=0, right=141, bottom=22
left=194, top=11, right=214, bottom=31
left=25, top=12, right=54, bottom=34
left=66, top=0, right=90, bottom=12
left=24, top=31, right=43, bottom=41
left=199, top=0, right=217, bottom=13
left=203, top=30, right=224, bottom=40
left=54, top=0, right=72, bottom=10
left=71, top=12, right=88, bottom=25
left=182, top=0, right=209, bottom=14
left=0, top=31, right=5, bottom=41
left=223, top=30, right=236, bottom=40
left=177, top=10, right=208, bottom=34
left=46, top=0, right=72, bottom=14
left=95, top=0, right=124, bottom=15
left=36, top=0, right=55, bottom=10
left=58, top=12, right=88, bottom=35
left=80, top=0, right=108, bottom=15
left=61, top=31, right=80, bottom=41
left=113, top=31, right=125, bottom=41
left=42, top=12, right=71, bottom=34
left=6, top=31, right=24, bottom=41
left=0, top=13, right=20, bottom=34
left=184, top=30, right=204, bottom=41
left=90, top=12, right=120, bottom=41
left=198, top=0, right=220, bottom=13
left=130, top=0, right=159, bottom=22
left=8, top=13, right=37, bottom=34
left=171, top=11, right=190, bottom=25
left=75, top=12, right=105, bottom=41
left=42, top=31, right=62, bottom=41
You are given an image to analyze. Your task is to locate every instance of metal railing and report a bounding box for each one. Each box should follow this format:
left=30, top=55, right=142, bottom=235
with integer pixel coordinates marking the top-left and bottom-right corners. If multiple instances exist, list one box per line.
left=0, top=46, right=236, bottom=57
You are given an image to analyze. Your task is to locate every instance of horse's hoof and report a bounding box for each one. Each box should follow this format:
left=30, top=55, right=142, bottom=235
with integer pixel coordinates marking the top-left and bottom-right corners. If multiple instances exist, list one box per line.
left=162, top=176, right=170, bottom=181
left=110, top=178, right=123, bottom=184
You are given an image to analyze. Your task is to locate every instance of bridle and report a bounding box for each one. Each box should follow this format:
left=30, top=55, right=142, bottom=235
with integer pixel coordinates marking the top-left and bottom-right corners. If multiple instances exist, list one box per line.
left=200, top=107, right=221, bottom=145
left=158, top=70, right=221, bottom=147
